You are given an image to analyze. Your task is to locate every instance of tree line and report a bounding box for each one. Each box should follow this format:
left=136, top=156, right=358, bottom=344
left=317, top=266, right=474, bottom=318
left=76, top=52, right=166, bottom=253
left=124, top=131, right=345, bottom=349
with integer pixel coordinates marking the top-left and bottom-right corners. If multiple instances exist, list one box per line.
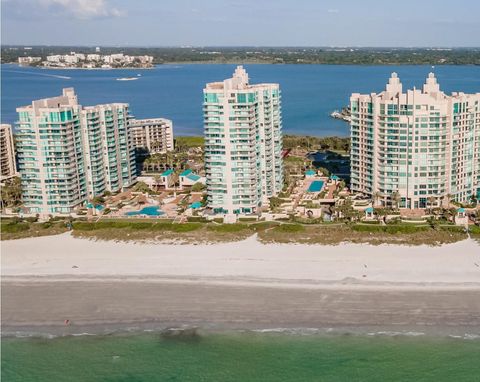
left=3, top=46, right=480, bottom=65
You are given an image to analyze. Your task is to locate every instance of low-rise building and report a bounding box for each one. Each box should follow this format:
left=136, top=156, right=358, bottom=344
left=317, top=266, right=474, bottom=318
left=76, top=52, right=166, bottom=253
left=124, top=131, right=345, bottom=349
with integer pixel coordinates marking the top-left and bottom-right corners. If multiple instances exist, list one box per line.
left=179, top=169, right=205, bottom=189
left=160, top=169, right=175, bottom=189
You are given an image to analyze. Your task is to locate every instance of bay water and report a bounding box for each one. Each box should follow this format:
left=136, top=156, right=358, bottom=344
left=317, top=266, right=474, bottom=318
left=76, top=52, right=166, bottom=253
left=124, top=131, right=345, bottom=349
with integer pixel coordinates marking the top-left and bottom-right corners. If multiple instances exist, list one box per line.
left=2, top=64, right=479, bottom=136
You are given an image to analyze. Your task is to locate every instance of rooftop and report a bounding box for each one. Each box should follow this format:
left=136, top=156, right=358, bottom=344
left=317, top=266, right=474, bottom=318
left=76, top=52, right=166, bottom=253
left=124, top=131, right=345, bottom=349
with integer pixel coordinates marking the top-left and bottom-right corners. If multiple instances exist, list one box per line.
left=180, top=169, right=192, bottom=176
left=205, top=65, right=278, bottom=92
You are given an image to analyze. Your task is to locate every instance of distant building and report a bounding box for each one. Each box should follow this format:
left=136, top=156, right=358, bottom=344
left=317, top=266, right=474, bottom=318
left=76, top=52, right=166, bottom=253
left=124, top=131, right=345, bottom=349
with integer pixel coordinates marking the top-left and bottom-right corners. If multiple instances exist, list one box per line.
left=35, top=52, right=153, bottom=68
left=129, top=118, right=174, bottom=154
left=0, top=124, right=17, bottom=181
left=18, top=56, right=41, bottom=65
left=86, top=54, right=101, bottom=61
left=203, top=66, right=283, bottom=214
left=350, top=72, right=480, bottom=209
left=16, top=88, right=136, bottom=216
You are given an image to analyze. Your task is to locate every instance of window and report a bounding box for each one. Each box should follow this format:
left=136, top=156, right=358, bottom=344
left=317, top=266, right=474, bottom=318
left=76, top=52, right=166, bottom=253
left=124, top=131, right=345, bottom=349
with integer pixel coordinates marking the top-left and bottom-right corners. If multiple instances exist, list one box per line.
left=205, top=93, right=219, bottom=103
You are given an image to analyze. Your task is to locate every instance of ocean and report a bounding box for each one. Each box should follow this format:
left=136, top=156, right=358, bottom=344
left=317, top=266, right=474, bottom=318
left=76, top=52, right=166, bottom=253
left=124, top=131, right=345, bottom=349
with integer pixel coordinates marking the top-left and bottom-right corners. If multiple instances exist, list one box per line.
left=1, top=63, right=479, bottom=136
left=2, top=331, right=480, bottom=381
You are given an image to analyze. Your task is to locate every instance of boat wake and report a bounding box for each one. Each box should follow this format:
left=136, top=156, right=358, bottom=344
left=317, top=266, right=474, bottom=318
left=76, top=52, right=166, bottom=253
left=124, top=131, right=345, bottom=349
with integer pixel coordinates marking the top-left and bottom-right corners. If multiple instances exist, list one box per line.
left=3, top=70, right=71, bottom=80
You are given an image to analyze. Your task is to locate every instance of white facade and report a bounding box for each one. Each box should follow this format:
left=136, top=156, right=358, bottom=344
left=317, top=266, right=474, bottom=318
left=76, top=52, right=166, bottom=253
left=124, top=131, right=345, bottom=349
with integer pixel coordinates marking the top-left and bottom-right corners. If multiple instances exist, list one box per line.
left=18, top=56, right=41, bottom=65
left=129, top=118, right=174, bottom=154
left=0, top=124, right=17, bottom=181
left=203, top=66, right=283, bottom=214
left=350, top=73, right=480, bottom=209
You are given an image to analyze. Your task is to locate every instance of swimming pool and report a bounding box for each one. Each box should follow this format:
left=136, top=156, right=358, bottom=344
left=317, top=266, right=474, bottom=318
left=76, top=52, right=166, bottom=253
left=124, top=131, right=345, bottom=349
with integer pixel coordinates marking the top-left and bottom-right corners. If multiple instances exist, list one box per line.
left=307, top=180, right=324, bottom=192
left=125, top=206, right=164, bottom=216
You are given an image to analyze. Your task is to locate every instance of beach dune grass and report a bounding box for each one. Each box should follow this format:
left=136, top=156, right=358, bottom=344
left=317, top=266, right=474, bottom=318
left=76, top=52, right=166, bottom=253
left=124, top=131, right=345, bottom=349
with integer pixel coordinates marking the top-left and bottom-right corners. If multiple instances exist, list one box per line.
left=1, top=221, right=30, bottom=233
left=69, top=220, right=470, bottom=245
left=272, top=223, right=305, bottom=233
left=2, top=218, right=473, bottom=246
left=1, top=220, right=68, bottom=240
left=352, top=224, right=429, bottom=234
left=207, top=223, right=250, bottom=233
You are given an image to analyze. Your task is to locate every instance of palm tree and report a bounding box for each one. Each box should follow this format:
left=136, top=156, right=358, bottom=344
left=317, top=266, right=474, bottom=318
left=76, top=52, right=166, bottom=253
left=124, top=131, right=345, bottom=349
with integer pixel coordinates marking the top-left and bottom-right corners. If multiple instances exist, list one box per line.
left=427, top=196, right=437, bottom=213
left=391, top=191, right=401, bottom=211
left=373, top=191, right=382, bottom=207
left=445, top=193, right=453, bottom=207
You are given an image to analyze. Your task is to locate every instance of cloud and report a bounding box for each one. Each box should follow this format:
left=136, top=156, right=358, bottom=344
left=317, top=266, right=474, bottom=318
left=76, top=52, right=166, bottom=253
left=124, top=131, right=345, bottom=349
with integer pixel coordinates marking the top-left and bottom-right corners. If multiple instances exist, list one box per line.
left=41, top=0, right=125, bottom=19
left=3, top=0, right=126, bottom=20
left=327, top=9, right=339, bottom=13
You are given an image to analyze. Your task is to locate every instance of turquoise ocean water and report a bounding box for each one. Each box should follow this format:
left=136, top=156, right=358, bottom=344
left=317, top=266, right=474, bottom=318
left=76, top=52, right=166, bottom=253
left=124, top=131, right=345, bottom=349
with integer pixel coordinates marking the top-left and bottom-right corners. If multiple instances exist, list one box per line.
left=2, top=331, right=480, bottom=381
left=2, top=64, right=479, bottom=136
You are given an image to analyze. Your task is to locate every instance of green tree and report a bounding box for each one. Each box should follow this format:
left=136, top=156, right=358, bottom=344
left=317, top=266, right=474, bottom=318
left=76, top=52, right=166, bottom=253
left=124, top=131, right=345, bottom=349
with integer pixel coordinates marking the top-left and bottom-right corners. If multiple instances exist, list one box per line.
left=191, top=182, right=206, bottom=192
left=1, top=177, right=22, bottom=208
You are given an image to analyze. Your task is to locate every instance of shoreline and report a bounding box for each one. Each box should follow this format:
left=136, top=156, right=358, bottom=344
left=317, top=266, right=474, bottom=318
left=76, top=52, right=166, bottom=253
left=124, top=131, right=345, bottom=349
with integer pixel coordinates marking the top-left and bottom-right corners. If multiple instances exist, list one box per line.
left=16, top=65, right=154, bottom=70
left=5, top=62, right=480, bottom=67
left=3, top=280, right=480, bottom=337
left=2, top=234, right=479, bottom=336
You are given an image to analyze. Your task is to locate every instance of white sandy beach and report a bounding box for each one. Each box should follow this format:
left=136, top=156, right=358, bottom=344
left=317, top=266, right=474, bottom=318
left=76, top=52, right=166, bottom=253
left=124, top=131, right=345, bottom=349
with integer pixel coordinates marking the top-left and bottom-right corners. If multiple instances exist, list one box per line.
left=2, top=233, right=480, bottom=285
left=2, top=234, right=480, bottom=333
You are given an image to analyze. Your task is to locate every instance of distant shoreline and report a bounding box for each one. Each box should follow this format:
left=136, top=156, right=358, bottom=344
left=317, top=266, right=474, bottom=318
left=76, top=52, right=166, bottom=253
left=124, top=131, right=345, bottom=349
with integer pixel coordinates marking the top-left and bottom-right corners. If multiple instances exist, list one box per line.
left=5, top=62, right=480, bottom=67
left=14, top=64, right=154, bottom=70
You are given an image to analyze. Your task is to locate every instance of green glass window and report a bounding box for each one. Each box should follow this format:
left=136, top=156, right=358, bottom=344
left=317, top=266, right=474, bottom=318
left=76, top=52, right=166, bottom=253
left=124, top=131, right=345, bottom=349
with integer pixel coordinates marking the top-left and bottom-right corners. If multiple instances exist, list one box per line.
left=205, top=93, right=219, bottom=103
left=237, top=93, right=247, bottom=103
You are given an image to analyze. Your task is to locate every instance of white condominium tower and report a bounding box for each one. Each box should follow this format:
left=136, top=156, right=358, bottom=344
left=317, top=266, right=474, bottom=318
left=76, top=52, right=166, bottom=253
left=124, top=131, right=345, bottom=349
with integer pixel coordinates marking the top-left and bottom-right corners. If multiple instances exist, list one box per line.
left=129, top=118, right=174, bottom=154
left=350, top=73, right=480, bottom=209
left=0, top=124, right=17, bottom=181
left=203, top=66, right=283, bottom=214
left=16, top=88, right=136, bottom=216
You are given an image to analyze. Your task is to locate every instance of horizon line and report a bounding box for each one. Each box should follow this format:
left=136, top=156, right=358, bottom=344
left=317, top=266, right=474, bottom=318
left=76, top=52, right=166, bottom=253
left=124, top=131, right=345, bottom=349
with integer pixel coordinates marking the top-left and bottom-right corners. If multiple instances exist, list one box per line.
left=2, top=45, right=480, bottom=49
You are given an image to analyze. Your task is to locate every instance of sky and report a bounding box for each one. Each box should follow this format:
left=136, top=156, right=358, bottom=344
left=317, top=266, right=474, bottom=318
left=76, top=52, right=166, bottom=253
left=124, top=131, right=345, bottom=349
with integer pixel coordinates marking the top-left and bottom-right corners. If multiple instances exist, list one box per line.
left=2, top=0, right=480, bottom=47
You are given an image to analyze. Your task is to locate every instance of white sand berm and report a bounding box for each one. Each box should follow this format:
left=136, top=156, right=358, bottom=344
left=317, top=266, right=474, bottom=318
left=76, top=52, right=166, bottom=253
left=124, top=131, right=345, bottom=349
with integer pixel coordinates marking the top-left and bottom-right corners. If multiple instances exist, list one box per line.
left=2, top=233, right=480, bottom=286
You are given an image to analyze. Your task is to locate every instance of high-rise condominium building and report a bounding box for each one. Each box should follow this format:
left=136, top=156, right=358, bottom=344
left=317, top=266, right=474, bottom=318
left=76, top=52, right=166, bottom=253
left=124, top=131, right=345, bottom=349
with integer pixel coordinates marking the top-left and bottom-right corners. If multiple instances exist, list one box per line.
left=203, top=66, right=283, bottom=214
left=16, top=88, right=136, bottom=216
left=350, top=73, right=480, bottom=209
left=0, top=124, right=17, bottom=181
left=129, top=118, right=174, bottom=154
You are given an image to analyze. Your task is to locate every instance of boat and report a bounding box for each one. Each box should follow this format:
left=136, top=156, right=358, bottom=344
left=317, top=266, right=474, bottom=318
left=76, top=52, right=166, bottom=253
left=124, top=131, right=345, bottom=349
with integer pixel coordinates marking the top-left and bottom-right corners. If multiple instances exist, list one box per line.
left=116, top=77, right=139, bottom=81
left=330, top=106, right=351, bottom=122
left=137, top=73, right=142, bottom=77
